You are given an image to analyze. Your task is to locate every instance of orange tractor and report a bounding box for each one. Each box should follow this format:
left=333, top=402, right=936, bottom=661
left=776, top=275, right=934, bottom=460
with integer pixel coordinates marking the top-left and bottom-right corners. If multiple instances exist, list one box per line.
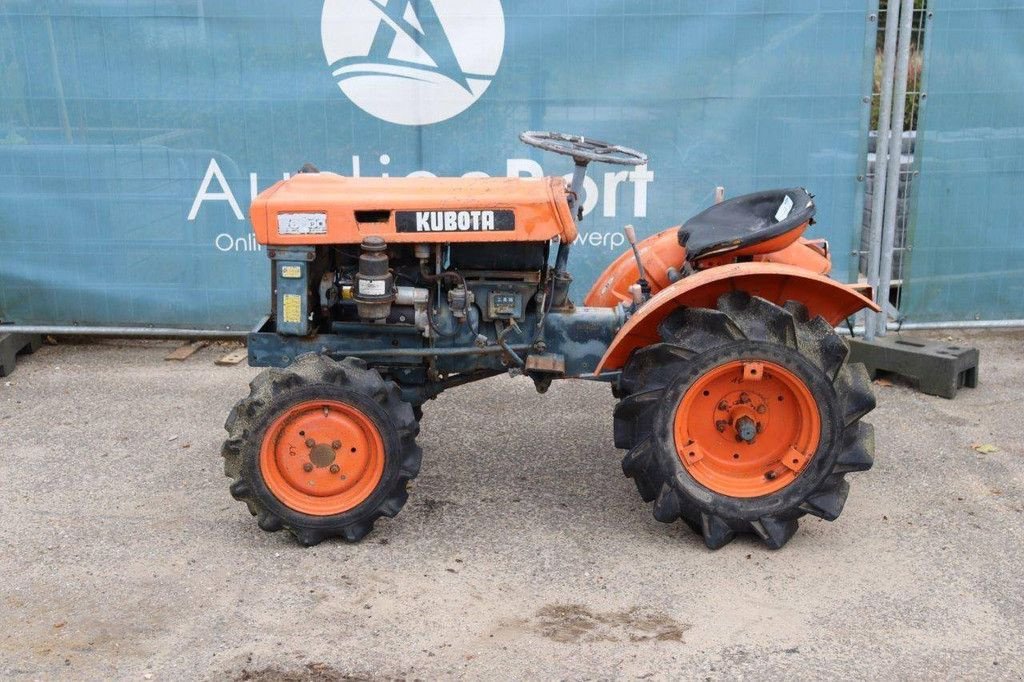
left=223, top=132, right=877, bottom=549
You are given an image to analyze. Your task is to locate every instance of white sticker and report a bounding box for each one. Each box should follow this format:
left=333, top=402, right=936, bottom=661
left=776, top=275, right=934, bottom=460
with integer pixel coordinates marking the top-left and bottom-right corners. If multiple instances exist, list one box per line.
left=277, top=212, right=327, bottom=235
left=775, top=195, right=794, bottom=222
left=359, top=279, right=386, bottom=296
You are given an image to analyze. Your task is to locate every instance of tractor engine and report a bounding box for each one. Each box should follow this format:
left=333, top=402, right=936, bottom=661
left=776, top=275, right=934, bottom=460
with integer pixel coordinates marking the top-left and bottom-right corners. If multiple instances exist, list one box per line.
left=246, top=171, right=619, bottom=397
left=313, top=239, right=549, bottom=344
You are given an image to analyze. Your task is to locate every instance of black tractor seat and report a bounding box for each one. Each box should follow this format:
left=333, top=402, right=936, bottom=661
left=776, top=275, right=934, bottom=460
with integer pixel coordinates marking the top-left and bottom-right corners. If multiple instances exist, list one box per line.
left=680, top=188, right=815, bottom=262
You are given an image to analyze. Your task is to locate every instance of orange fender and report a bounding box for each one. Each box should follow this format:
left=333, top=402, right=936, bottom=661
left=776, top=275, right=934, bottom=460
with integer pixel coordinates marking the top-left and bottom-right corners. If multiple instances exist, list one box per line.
left=755, top=238, right=831, bottom=274
left=584, top=227, right=685, bottom=307
left=583, top=228, right=832, bottom=308
left=594, top=263, right=878, bottom=373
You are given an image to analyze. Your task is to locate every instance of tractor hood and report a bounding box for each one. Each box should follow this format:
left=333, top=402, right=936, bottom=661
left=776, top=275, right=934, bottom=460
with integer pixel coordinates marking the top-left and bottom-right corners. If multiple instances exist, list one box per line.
left=250, top=172, right=577, bottom=246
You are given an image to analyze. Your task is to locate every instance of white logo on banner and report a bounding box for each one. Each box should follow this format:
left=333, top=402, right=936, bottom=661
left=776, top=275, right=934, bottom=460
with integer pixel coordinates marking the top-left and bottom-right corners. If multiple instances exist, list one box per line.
left=321, top=0, right=505, bottom=126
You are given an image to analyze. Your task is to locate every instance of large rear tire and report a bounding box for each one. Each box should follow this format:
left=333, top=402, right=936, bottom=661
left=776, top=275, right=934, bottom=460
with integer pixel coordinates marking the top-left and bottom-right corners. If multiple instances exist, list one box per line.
left=222, top=354, right=421, bottom=546
left=614, top=291, right=875, bottom=549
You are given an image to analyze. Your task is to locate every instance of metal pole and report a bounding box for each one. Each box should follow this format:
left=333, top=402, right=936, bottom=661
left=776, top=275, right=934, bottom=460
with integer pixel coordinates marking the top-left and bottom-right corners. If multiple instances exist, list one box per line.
left=0, top=325, right=247, bottom=338
left=876, top=0, right=915, bottom=337
left=327, top=344, right=532, bottom=359
left=864, top=1, right=901, bottom=340
left=567, top=162, right=588, bottom=218
left=839, top=319, right=1024, bottom=335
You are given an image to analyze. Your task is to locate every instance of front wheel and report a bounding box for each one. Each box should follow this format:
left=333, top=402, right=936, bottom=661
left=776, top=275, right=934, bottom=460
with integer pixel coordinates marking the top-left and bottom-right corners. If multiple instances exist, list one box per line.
left=614, top=292, right=875, bottom=549
left=222, top=354, right=421, bottom=546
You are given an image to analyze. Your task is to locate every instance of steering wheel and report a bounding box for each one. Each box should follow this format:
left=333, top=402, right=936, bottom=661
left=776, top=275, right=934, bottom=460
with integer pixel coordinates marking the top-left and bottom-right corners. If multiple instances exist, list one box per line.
left=519, top=131, right=648, bottom=166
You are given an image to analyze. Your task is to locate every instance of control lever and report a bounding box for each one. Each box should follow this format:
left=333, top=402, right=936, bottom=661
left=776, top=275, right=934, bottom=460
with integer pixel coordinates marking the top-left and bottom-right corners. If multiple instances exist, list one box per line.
left=623, top=224, right=651, bottom=301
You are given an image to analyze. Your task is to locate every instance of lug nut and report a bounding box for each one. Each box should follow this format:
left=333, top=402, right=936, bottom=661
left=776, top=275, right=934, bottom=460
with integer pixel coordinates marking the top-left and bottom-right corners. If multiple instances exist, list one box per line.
left=715, top=420, right=728, bottom=433
left=331, top=440, right=341, bottom=450
left=717, top=401, right=729, bottom=411
left=329, top=464, right=340, bottom=474
left=305, top=438, right=315, bottom=448
left=756, top=404, right=766, bottom=414
left=303, top=462, right=314, bottom=472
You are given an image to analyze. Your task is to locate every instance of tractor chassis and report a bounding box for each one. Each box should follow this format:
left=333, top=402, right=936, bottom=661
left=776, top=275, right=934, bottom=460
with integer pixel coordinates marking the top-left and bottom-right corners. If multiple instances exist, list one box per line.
left=246, top=303, right=625, bottom=405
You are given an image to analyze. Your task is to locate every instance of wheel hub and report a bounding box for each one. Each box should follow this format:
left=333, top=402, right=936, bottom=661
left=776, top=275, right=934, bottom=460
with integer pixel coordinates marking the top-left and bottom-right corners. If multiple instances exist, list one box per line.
left=308, top=442, right=337, bottom=468
left=673, top=360, right=821, bottom=498
left=735, top=416, right=757, bottom=443
left=259, top=400, right=385, bottom=516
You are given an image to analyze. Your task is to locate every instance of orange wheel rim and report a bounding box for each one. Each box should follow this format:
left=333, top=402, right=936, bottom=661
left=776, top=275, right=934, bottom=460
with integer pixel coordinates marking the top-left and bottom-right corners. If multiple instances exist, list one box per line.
left=259, top=400, right=385, bottom=516
left=673, top=360, right=821, bottom=498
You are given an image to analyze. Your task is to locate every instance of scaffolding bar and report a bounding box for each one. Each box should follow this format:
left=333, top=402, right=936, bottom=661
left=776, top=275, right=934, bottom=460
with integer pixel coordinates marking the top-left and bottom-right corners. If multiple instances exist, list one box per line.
left=864, top=1, right=902, bottom=340
left=875, top=0, right=916, bottom=337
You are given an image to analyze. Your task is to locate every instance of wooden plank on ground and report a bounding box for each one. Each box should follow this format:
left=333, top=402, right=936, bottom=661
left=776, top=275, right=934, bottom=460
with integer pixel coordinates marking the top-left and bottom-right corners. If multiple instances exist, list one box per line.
left=164, top=341, right=208, bottom=361
left=215, top=348, right=248, bottom=366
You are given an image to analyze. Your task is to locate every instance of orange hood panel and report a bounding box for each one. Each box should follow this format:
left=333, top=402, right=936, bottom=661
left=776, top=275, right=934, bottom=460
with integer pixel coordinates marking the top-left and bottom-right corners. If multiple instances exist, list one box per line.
left=250, top=173, right=577, bottom=246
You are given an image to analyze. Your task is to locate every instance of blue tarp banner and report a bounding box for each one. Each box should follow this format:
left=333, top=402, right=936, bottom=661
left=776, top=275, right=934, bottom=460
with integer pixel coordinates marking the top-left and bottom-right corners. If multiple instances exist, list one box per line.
left=0, top=1, right=874, bottom=330
left=902, top=0, right=1024, bottom=323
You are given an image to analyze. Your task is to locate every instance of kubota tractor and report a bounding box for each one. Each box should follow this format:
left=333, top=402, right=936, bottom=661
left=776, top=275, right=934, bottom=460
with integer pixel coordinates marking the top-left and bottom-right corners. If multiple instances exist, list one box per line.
left=222, top=132, right=878, bottom=550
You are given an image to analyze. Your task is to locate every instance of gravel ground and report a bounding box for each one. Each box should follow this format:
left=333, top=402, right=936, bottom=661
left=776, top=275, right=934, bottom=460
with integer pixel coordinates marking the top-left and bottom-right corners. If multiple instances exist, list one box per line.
left=1, top=330, right=1022, bottom=680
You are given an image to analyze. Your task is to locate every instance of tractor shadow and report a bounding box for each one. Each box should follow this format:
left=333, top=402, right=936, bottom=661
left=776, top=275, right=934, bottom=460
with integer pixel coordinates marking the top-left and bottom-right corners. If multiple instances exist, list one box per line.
left=393, top=373, right=709, bottom=551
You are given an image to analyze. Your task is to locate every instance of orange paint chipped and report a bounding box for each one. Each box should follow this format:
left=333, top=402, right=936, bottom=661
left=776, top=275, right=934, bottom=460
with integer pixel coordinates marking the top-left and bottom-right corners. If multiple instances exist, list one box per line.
left=673, top=360, right=821, bottom=498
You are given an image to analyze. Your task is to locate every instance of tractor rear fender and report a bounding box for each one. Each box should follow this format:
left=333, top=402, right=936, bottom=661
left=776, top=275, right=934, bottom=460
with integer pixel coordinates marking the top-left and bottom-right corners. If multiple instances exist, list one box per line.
left=583, top=228, right=833, bottom=309
left=593, top=263, right=879, bottom=373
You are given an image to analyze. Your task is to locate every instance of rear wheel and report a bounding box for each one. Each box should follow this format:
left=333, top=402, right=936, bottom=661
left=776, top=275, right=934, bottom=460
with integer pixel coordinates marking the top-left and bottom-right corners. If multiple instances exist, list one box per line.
left=614, top=291, right=875, bottom=549
left=222, top=354, right=421, bottom=546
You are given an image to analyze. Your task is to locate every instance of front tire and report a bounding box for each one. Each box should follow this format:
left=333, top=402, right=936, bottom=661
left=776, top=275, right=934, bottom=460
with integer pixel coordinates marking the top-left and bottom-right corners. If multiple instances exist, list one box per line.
left=614, top=292, right=875, bottom=549
left=222, top=354, right=421, bottom=546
